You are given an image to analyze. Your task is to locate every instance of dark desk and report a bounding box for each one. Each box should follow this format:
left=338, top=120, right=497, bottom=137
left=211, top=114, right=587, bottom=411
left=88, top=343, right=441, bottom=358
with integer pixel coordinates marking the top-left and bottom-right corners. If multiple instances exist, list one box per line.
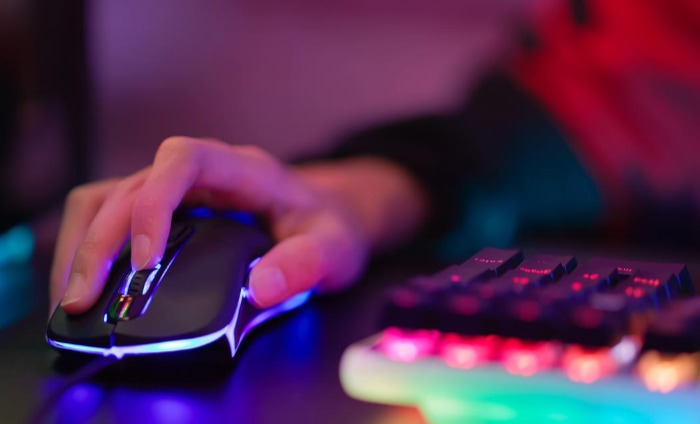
left=0, top=253, right=429, bottom=424
left=4, top=242, right=700, bottom=424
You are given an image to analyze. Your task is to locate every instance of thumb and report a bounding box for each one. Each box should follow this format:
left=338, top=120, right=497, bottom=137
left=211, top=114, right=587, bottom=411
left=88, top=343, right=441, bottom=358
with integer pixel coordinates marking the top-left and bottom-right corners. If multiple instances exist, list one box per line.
left=247, top=228, right=365, bottom=307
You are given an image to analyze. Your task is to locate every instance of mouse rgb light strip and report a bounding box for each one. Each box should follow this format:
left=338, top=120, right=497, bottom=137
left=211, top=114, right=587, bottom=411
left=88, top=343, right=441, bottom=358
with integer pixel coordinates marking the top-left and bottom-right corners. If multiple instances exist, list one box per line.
left=47, top=291, right=311, bottom=359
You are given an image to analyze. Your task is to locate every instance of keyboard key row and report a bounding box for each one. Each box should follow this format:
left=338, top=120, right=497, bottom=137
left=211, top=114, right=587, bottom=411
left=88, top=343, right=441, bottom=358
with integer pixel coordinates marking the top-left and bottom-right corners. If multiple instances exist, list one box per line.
left=382, top=248, right=695, bottom=348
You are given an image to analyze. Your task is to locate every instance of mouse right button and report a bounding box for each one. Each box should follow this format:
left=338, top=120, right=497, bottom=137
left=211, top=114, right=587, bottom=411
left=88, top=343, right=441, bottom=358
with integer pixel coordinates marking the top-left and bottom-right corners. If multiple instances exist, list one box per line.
left=166, top=223, right=194, bottom=249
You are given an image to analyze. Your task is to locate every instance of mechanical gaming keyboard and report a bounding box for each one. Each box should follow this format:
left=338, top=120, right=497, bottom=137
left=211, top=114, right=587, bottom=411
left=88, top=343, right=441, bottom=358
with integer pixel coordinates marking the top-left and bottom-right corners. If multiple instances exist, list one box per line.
left=339, top=248, right=700, bottom=424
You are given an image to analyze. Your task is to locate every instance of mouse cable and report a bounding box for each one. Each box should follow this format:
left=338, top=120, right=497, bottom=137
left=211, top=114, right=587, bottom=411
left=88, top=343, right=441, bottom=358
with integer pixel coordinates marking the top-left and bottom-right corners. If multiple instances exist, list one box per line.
left=28, top=355, right=119, bottom=424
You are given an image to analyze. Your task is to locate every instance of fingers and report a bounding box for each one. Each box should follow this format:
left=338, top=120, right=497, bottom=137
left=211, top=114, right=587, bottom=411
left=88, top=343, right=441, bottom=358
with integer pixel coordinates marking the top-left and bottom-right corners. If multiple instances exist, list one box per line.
left=59, top=170, right=149, bottom=314
left=49, top=180, right=119, bottom=314
left=52, top=136, right=366, bottom=317
left=248, top=214, right=367, bottom=308
left=130, top=137, right=309, bottom=271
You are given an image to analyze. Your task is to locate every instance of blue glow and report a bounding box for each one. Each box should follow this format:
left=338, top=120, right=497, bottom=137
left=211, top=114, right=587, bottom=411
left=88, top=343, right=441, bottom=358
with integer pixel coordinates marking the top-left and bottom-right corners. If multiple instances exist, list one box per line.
left=151, top=398, right=194, bottom=424
left=0, top=265, right=34, bottom=331
left=187, top=207, right=215, bottom=218
left=222, top=211, right=256, bottom=226
left=49, top=256, right=312, bottom=358
left=48, top=328, right=227, bottom=359
left=118, top=334, right=223, bottom=355
left=0, top=224, right=34, bottom=265
left=248, top=257, right=261, bottom=271
left=186, top=207, right=256, bottom=226
left=56, top=383, right=104, bottom=424
left=240, top=291, right=312, bottom=341
left=119, top=270, right=137, bottom=295
left=141, top=264, right=162, bottom=293
left=47, top=339, right=109, bottom=356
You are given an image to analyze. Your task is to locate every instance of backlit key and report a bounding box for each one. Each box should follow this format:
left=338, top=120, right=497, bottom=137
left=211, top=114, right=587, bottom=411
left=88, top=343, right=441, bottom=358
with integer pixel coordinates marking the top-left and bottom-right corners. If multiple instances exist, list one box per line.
left=482, top=254, right=576, bottom=296
left=644, top=297, right=700, bottom=353
left=460, top=247, right=524, bottom=276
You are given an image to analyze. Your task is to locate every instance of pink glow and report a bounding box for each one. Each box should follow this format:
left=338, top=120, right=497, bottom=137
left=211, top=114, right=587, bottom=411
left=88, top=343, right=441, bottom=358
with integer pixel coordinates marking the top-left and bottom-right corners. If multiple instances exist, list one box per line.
left=572, top=307, right=603, bottom=329
left=518, top=267, right=551, bottom=275
left=503, top=351, right=539, bottom=376
left=472, top=258, right=504, bottom=264
left=380, top=328, right=438, bottom=362
left=513, top=300, right=540, bottom=322
left=632, top=277, right=660, bottom=287
left=440, top=335, right=495, bottom=369
left=624, top=287, right=645, bottom=298
left=501, top=340, right=558, bottom=376
left=563, top=346, right=615, bottom=384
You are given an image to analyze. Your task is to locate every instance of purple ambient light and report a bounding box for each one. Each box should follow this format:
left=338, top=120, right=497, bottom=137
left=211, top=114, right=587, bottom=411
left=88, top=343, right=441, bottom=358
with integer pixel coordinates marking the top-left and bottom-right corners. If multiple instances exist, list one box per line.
left=48, top=257, right=312, bottom=359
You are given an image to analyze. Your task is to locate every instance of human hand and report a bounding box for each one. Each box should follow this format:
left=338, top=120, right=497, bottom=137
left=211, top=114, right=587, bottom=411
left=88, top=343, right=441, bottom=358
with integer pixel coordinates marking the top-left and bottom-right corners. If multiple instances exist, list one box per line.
left=49, top=137, right=373, bottom=315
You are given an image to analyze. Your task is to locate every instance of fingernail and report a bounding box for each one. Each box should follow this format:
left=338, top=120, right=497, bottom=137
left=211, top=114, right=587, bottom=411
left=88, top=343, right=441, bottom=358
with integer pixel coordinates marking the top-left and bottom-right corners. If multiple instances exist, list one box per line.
left=131, top=234, right=151, bottom=270
left=249, top=267, right=287, bottom=307
left=61, top=273, right=85, bottom=307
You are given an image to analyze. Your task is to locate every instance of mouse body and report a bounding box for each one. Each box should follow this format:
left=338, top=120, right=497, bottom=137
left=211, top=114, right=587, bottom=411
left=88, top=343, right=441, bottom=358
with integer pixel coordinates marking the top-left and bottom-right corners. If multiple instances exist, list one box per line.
left=46, top=209, right=311, bottom=359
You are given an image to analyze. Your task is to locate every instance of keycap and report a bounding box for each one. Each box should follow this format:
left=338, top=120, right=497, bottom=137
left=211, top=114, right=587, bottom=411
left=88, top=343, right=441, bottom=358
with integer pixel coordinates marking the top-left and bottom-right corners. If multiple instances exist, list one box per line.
left=436, top=292, right=498, bottom=336
left=481, top=259, right=612, bottom=341
left=609, top=271, right=675, bottom=309
left=460, top=247, right=524, bottom=276
left=643, top=297, right=700, bottom=353
left=554, top=264, right=620, bottom=296
left=380, top=286, right=433, bottom=330
left=478, top=254, right=576, bottom=296
left=381, top=248, right=523, bottom=331
left=381, top=249, right=696, bottom=350
left=587, top=258, right=693, bottom=296
left=554, top=266, right=684, bottom=347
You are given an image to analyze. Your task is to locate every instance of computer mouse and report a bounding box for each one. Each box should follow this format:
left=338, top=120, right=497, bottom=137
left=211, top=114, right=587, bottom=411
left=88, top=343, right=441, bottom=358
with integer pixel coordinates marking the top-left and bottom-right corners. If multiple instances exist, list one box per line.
left=46, top=208, right=312, bottom=359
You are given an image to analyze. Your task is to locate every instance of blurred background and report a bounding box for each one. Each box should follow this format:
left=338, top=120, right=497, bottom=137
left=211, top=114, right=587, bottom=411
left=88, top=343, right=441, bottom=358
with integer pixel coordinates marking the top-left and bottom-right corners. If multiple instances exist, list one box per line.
left=91, top=0, right=529, bottom=176
left=0, top=0, right=538, bottom=329
left=1, top=0, right=531, bottom=237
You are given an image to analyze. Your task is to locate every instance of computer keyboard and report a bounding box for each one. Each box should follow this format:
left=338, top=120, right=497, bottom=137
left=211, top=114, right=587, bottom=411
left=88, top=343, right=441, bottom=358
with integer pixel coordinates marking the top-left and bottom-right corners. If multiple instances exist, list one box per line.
left=339, top=248, right=700, bottom=424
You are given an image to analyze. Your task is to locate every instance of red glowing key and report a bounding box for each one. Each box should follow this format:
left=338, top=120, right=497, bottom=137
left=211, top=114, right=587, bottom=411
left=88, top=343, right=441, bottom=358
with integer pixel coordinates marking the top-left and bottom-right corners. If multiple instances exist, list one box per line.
left=440, top=335, right=496, bottom=370
left=501, top=339, right=559, bottom=376
left=563, top=346, right=616, bottom=384
left=379, top=328, right=439, bottom=362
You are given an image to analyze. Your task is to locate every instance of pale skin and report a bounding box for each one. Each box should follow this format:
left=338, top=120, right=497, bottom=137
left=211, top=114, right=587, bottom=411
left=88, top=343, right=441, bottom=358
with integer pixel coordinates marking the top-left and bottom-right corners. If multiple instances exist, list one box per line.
left=50, top=136, right=430, bottom=315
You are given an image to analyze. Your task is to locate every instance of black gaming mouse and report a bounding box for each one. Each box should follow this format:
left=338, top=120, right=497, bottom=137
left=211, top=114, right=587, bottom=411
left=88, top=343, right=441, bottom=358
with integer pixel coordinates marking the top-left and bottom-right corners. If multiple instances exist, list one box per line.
left=46, top=208, right=312, bottom=359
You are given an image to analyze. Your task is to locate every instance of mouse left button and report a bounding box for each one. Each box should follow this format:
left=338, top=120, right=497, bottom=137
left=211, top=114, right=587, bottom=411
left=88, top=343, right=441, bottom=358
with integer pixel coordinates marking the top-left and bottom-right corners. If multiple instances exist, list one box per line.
left=47, top=307, right=114, bottom=351
left=46, top=259, right=128, bottom=353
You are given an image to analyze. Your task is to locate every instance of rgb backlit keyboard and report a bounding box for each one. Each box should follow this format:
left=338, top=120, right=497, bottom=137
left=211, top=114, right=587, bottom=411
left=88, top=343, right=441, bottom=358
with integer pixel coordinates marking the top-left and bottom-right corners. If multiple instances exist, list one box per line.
left=340, top=248, right=700, bottom=424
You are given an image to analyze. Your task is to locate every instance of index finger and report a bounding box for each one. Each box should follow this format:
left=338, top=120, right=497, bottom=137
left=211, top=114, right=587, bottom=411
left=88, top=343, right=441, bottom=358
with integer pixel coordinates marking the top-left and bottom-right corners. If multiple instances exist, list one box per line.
left=129, top=137, right=309, bottom=270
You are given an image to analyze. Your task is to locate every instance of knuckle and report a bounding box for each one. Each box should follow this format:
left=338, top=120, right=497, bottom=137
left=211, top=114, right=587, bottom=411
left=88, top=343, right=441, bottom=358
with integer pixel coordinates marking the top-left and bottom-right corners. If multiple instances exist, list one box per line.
left=65, top=183, right=103, bottom=213
left=157, top=136, right=197, bottom=159
left=235, top=144, right=273, bottom=161
left=236, top=144, right=286, bottom=178
left=72, top=237, right=101, bottom=269
left=131, top=192, right=158, bottom=219
left=65, top=178, right=120, bottom=211
left=65, top=184, right=92, bottom=207
left=113, top=177, right=137, bottom=195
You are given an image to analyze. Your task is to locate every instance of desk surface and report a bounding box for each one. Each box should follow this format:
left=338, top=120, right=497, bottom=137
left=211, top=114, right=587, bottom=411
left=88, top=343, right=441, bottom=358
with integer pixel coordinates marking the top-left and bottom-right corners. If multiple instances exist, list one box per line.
left=0, top=251, right=429, bottom=424
left=3, top=241, right=700, bottom=424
